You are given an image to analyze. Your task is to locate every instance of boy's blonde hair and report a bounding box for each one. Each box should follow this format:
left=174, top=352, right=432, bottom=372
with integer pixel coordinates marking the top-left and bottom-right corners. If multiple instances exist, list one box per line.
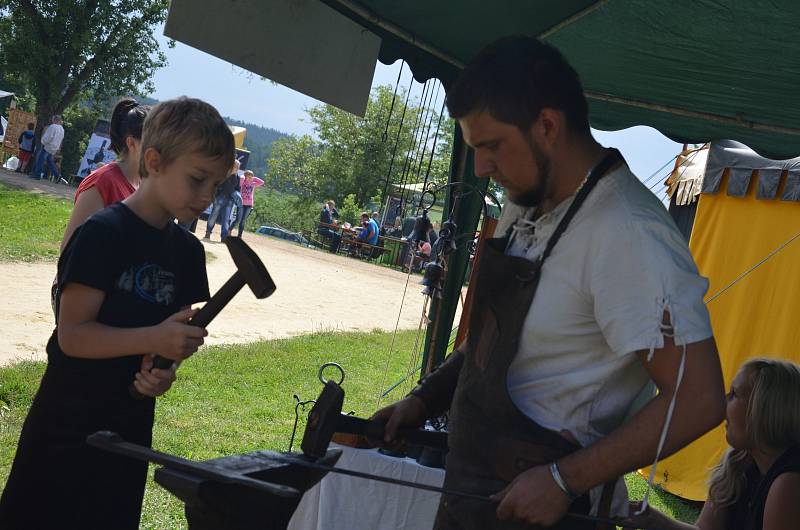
left=708, top=357, right=800, bottom=507
left=139, top=97, right=234, bottom=178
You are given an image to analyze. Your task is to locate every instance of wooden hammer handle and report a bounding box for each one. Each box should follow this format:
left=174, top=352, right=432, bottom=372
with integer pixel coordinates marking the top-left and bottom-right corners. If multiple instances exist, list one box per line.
left=128, top=272, right=246, bottom=397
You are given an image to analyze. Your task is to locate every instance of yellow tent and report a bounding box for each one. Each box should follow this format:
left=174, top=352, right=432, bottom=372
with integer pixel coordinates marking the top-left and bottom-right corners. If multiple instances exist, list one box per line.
left=648, top=141, right=800, bottom=500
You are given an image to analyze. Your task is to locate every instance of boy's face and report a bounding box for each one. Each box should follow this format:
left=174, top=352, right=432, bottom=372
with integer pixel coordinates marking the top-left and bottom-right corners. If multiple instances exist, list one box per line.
left=148, top=150, right=229, bottom=223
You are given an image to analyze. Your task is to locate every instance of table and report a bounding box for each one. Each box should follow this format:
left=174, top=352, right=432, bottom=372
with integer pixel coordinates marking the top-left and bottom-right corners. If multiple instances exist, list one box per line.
left=288, top=445, right=445, bottom=530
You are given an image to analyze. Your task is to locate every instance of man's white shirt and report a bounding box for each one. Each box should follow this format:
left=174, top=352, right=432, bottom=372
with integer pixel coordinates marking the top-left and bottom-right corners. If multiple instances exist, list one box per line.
left=497, top=162, right=712, bottom=515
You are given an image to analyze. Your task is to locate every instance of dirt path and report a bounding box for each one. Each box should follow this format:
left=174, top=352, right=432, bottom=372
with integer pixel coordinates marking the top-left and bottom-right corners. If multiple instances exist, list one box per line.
left=0, top=167, right=75, bottom=201
left=0, top=169, right=453, bottom=365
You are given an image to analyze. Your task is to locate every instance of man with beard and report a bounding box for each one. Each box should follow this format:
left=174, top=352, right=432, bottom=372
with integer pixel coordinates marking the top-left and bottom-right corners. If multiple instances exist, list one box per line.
left=372, top=37, right=725, bottom=529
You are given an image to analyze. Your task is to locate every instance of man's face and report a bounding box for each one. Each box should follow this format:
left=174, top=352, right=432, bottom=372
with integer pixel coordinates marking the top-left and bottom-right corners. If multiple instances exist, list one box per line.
left=460, top=110, right=551, bottom=207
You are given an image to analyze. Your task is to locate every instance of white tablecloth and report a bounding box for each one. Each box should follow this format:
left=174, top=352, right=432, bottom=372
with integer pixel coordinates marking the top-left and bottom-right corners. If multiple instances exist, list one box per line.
left=288, top=445, right=445, bottom=530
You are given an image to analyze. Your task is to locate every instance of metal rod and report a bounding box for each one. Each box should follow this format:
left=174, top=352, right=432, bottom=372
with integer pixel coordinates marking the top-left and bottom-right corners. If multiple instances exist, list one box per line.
left=274, top=454, right=643, bottom=529
left=538, top=0, right=610, bottom=40
left=86, top=432, right=299, bottom=498
left=586, top=91, right=800, bottom=136
left=326, top=0, right=464, bottom=69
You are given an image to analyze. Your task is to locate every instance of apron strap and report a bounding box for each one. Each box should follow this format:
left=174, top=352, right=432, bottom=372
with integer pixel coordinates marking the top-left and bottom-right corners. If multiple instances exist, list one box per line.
left=500, top=149, right=624, bottom=258
left=539, top=149, right=623, bottom=265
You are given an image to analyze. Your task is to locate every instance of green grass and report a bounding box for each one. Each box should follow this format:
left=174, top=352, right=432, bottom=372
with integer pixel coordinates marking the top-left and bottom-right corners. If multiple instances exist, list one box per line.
left=0, top=183, right=72, bottom=262
left=0, top=330, right=699, bottom=529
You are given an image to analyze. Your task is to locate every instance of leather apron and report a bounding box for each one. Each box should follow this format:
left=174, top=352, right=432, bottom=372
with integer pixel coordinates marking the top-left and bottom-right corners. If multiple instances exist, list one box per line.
left=433, top=150, right=623, bottom=530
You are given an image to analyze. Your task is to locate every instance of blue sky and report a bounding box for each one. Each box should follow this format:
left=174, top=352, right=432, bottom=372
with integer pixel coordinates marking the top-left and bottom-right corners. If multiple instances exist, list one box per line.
left=150, top=26, right=680, bottom=192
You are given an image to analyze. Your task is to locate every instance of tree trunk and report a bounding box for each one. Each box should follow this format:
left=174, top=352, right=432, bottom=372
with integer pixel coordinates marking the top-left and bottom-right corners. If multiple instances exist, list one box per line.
left=35, top=95, right=55, bottom=138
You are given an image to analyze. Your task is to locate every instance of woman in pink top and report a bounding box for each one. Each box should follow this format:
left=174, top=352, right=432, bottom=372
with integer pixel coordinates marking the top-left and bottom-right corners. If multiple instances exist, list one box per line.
left=236, top=169, right=264, bottom=237
left=60, top=98, right=150, bottom=252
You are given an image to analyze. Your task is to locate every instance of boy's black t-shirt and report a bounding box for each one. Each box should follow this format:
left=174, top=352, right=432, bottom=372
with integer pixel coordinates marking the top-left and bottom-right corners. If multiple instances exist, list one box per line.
left=48, top=203, right=210, bottom=395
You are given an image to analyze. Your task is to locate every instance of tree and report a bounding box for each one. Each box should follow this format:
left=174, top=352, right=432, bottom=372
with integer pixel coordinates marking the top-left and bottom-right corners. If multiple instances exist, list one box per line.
left=266, top=84, right=457, bottom=216
left=266, top=135, right=324, bottom=198
left=0, top=0, right=170, bottom=131
left=308, top=85, right=422, bottom=207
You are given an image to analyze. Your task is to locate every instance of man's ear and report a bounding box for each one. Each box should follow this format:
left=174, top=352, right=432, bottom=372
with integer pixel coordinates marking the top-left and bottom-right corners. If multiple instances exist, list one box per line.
left=532, top=107, right=563, bottom=151
left=142, top=147, right=162, bottom=177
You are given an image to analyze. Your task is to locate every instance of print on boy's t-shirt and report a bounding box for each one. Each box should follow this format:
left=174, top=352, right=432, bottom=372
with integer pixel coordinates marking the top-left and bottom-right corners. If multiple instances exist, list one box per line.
left=117, top=263, right=176, bottom=305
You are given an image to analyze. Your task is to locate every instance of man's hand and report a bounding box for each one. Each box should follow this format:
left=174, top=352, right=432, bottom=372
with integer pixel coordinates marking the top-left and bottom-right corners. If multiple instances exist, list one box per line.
left=133, top=354, right=178, bottom=398
left=491, top=464, right=571, bottom=526
left=371, top=395, right=428, bottom=443
left=149, top=308, right=207, bottom=362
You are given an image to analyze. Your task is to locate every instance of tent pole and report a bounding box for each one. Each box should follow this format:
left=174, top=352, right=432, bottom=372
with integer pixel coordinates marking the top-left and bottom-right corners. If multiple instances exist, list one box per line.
left=420, top=124, right=486, bottom=376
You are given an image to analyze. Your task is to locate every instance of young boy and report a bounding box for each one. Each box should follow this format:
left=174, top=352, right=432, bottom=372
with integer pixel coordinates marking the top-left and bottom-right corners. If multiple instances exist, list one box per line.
left=14, top=122, right=35, bottom=173
left=0, top=97, right=235, bottom=529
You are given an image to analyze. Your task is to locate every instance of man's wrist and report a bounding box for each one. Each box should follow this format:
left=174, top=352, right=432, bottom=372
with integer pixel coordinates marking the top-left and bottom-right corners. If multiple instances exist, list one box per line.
left=549, top=461, right=579, bottom=501
left=406, top=392, right=431, bottom=417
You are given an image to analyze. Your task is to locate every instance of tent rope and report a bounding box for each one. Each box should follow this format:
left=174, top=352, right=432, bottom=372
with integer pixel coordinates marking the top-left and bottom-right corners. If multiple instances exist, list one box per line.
left=705, top=228, right=800, bottom=305
left=374, top=255, right=422, bottom=411
left=379, top=74, right=414, bottom=207
left=381, top=61, right=405, bottom=143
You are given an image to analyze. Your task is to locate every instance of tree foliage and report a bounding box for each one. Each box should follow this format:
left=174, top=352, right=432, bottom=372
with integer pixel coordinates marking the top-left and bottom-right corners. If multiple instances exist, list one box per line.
left=266, top=84, right=455, bottom=214
left=0, top=0, right=170, bottom=130
left=249, top=188, right=319, bottom=235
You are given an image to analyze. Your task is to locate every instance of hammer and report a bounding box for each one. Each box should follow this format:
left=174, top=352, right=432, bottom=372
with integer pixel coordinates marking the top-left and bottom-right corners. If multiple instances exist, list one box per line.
left=129, top=237, right=276, bottom=398
left=301, top=379, right=448, bottom=459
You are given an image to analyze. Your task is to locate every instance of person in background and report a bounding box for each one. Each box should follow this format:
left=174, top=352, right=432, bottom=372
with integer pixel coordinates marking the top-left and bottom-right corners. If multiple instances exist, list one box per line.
left=235, top=169, right=264, bottom=237
left=59, top=99, right=150, bottom=254
left=230, top=162, right=243, bottom=232
left=401, top=214, right=416, bottom=238
left=30, top=115, right=64, bottom=181
left=357, top=211, right=380, bottom=246
left=317, top=199, right=341, bottom=253
left=203, top=159, right=239, bottom=241
left=372, top=211, right=383, bottom=235
left=387, top=216, right=404, bottom=238
left=428, top=221, right=439, bottom=247
left=15, top=122, right=35, bottom=174
left=624, top=357, right=800, bottom=530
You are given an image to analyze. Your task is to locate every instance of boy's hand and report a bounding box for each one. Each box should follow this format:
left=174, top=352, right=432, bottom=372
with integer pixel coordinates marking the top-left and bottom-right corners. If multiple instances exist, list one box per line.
left=150, top=308, right=207, bottom=362
left=133, top=354, right=178, bottom=398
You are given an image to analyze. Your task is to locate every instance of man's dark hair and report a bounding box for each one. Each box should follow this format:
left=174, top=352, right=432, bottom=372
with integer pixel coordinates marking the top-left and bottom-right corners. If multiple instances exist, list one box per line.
left=446, top=36, right=590, bottom=135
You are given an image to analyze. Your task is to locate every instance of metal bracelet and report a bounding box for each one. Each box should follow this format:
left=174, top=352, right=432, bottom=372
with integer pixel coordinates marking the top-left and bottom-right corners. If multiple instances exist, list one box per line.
left=549, top=462, right=579, bottom=501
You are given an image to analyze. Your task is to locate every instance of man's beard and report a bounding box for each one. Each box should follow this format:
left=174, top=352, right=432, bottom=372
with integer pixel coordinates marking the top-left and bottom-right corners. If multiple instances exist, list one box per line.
left=507, top=137, right=551, bottom=208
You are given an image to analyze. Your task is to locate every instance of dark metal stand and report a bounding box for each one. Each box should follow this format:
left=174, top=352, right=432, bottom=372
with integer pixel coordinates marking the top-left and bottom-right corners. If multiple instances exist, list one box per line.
left=87, top=432, right=340, bottom=530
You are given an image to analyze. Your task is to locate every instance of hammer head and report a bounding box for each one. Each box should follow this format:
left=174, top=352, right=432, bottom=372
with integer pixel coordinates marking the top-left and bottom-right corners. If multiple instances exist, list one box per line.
left=300, top=381, right=344, bottom=459
left=224, top=236, right=276, bottom=298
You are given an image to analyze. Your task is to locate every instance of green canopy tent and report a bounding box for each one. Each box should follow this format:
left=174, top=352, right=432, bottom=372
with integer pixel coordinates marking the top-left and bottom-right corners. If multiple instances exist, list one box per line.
left=165, top=0, right=800, bottom=374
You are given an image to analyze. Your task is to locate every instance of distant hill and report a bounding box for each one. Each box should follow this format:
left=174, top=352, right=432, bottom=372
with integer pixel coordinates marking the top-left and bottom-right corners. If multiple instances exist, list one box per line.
left=138, top=96, right=288, bottom=177
left=225, top=117, right=288, bottom=177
